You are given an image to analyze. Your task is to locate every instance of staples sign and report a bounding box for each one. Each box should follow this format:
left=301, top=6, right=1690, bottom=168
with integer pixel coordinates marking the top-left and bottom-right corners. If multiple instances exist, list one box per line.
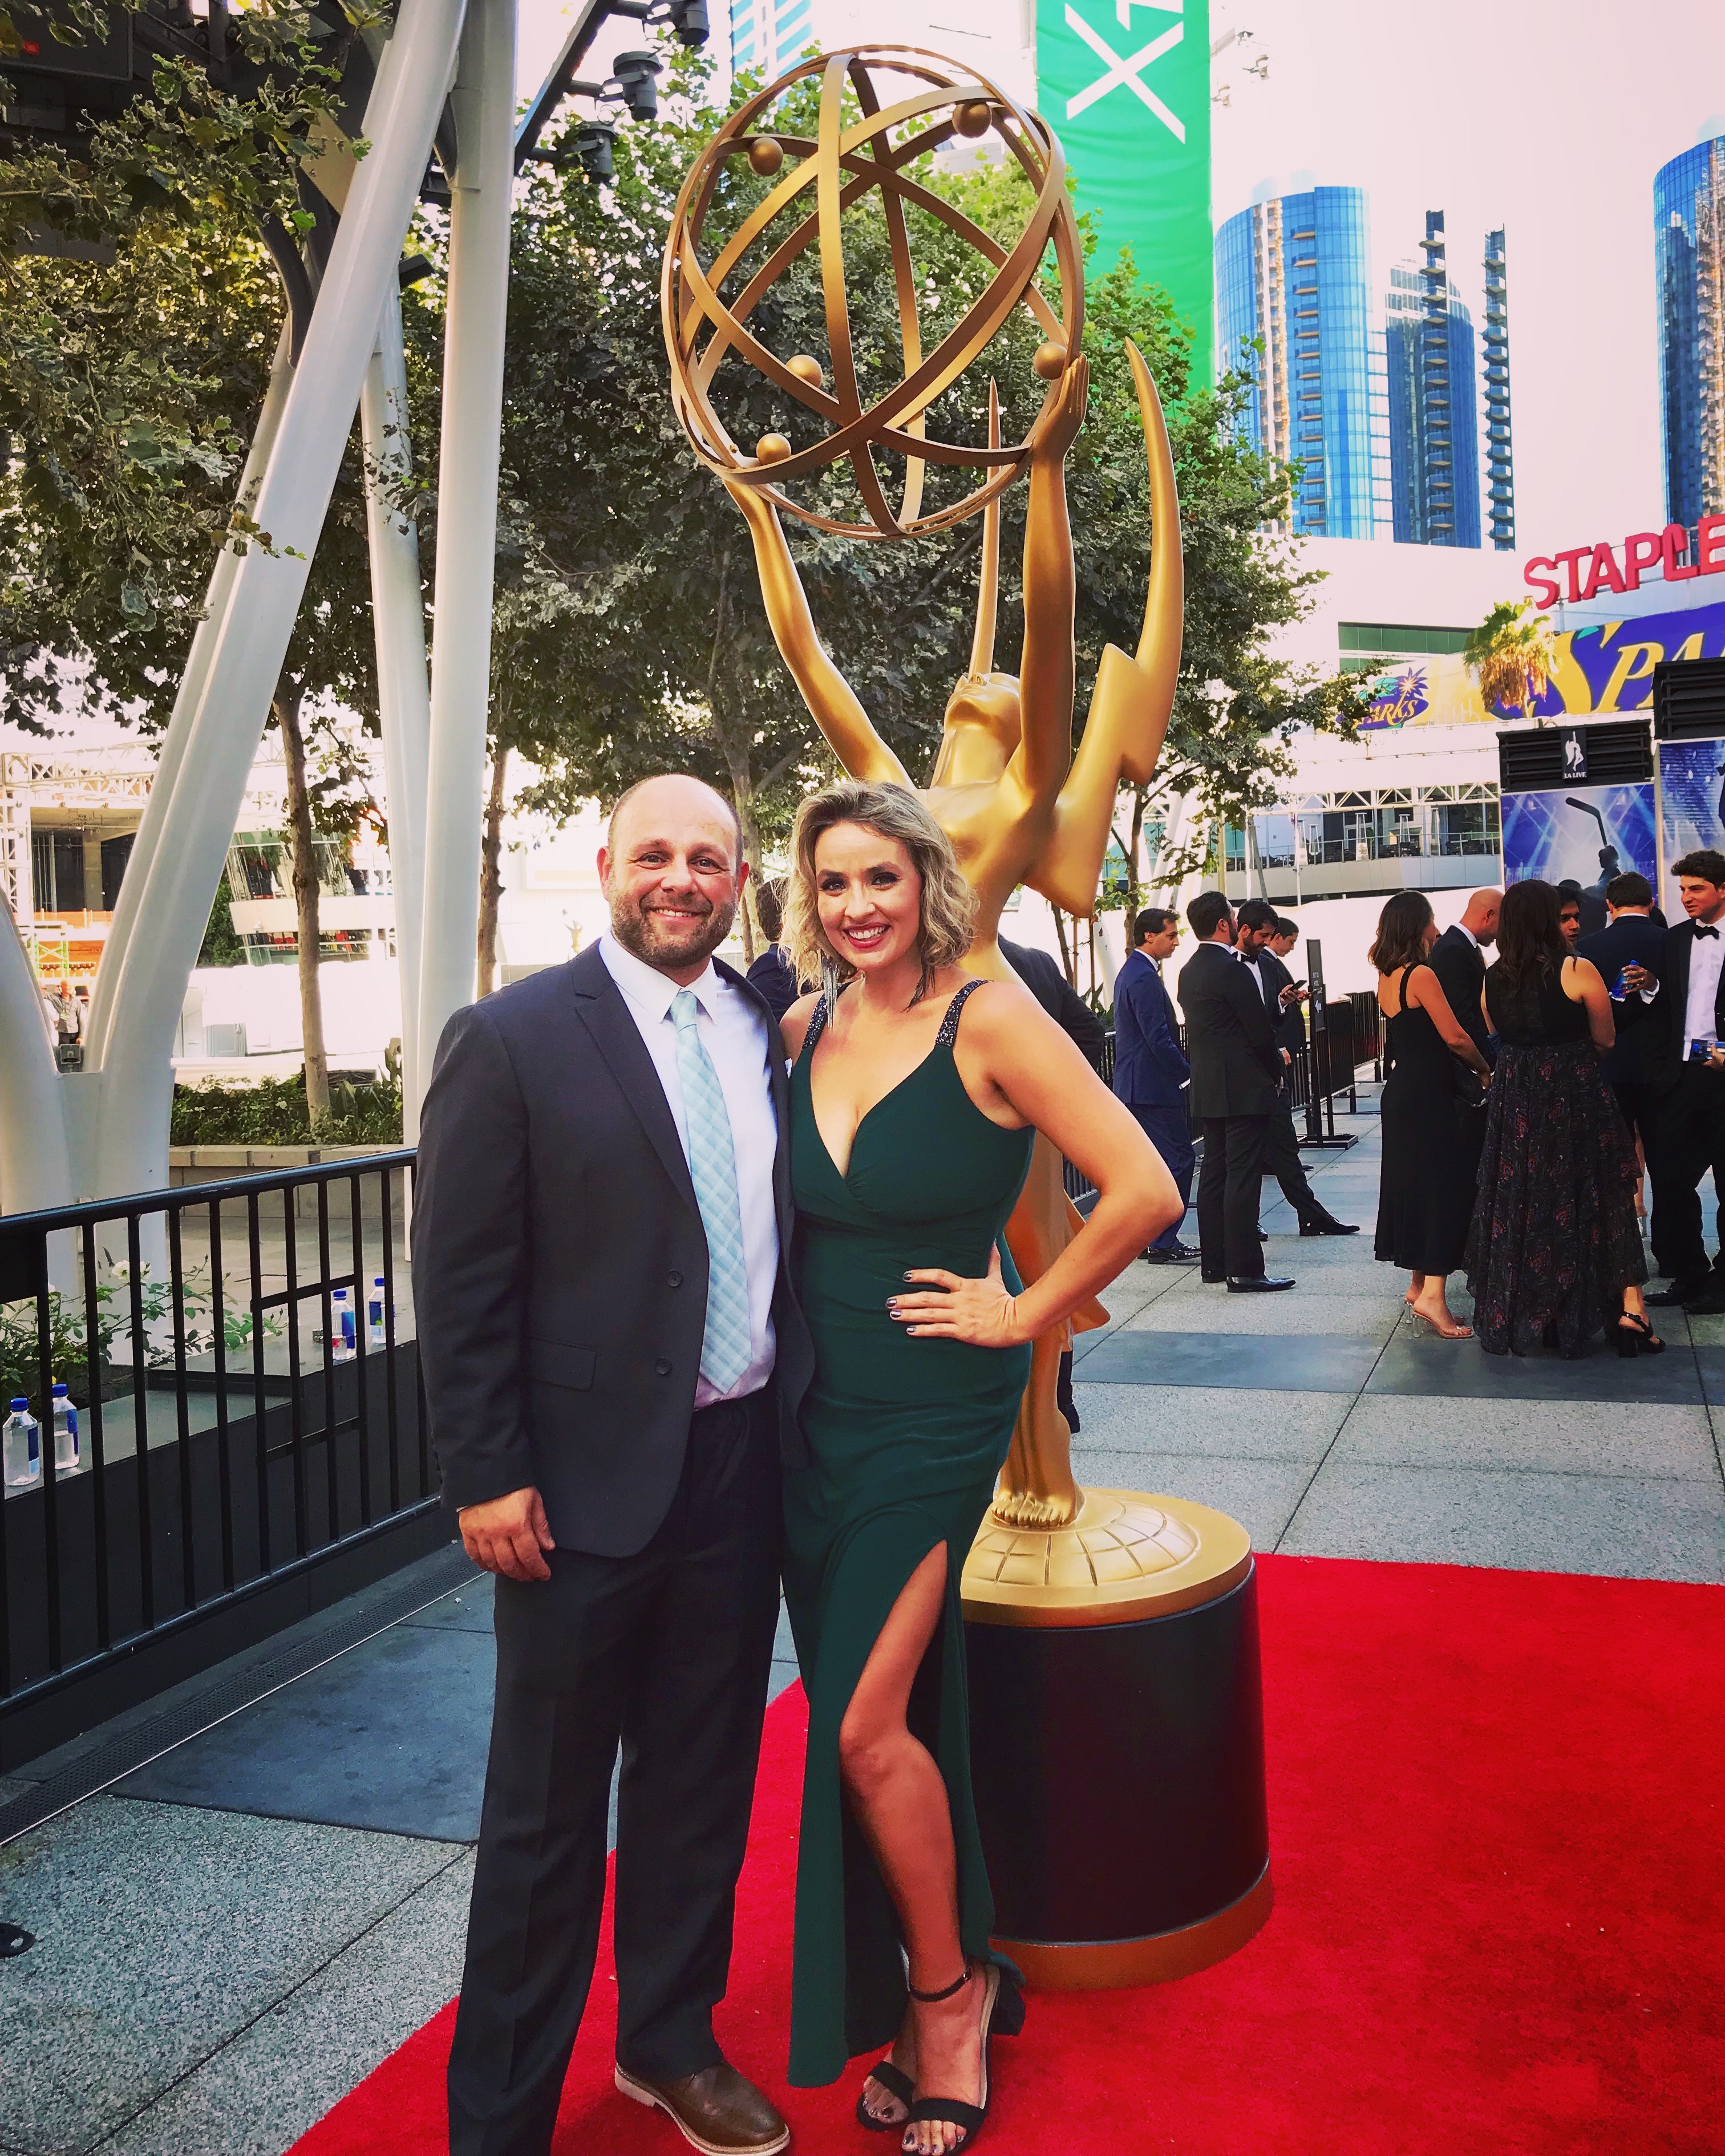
left=1524, top=518, right=1725, bottom=606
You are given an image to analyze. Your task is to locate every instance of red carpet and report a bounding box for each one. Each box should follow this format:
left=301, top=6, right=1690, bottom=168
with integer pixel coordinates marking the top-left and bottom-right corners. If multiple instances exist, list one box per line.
left=290, top=1555, right=1724, bottom=2156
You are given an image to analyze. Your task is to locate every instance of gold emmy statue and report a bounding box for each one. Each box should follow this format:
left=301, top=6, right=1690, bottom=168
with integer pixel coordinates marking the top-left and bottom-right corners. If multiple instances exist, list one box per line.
left=664, top=44, right=1271, bottom=1988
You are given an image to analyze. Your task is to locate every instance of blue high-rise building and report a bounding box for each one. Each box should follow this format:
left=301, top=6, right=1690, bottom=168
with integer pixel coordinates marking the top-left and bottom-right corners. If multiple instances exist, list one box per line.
left=1654, top=135, right=1725, bottom=529
left=1481, top=229, right=1515, bottom=549
left=1214, top=185, right=1391, bottom=540
left=727, top=0, right=813, bottom=78
left=1383, top=213, right=1481, bottom=550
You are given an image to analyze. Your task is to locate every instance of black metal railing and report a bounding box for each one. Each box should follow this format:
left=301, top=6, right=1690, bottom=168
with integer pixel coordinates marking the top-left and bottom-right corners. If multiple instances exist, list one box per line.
left=0, top=1152, right=433, bottom=1729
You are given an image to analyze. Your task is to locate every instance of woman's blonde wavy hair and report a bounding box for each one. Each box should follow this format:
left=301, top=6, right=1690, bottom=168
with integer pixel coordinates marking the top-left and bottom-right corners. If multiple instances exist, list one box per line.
left=784, top=779, right=977, bottom=1007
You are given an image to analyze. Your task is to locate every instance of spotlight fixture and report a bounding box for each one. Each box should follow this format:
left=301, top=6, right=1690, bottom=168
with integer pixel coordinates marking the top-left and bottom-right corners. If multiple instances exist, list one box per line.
left=603, top=50, right=662, bottom=123
left=646, top=0, right=709, bottom=46
left=574, top=118, right=616, bottom=180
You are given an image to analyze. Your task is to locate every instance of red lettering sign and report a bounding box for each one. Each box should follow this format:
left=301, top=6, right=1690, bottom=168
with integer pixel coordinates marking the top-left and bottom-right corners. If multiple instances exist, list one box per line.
left=1580, top=542, right=1627, bottom=601
left=1664, top=524, right=1699, bottom=581
left=1623, top=532, right=1665, bottom=588
left=1522, top=556, right=1561, bottom=607
left=1698, top=513, right=1725, bottom=574
left=1524, top=520, right=1725, bottom=599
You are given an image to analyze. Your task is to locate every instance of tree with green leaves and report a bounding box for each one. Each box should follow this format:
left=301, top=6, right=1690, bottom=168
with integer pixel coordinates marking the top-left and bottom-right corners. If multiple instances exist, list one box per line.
left=1465, top=597, right=1557, bottom=727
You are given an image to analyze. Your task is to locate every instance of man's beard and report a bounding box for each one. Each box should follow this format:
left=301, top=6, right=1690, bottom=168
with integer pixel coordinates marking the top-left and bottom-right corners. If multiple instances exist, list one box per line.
left=609, top=889, right=736, bottom=972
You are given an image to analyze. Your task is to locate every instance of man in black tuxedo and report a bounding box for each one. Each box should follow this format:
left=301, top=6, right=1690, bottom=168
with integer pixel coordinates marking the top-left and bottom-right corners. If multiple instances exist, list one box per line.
left=999, top=931, right=1109, bottom=1067
left=1642, top=850, right=1725, bottom=1314
left=1234, top=901, right=1356, bottom=1238
left=1576, top=872, right=1666, bottom=1252
left=1427, top=889, right=1500, bottom=1189
left=1177, top=891, right=1294, bottom=1291
left=415, top=775, right=813, bottom=2156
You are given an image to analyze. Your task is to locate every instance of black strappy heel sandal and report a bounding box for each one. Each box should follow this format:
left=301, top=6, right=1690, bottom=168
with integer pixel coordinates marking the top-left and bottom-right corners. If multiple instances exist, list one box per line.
left=856, top=2058, right=916, bottom=2133
left=900, top=1962, right=1025, bottom=2154
left=1617, top=1311, right=1665, bottom=1357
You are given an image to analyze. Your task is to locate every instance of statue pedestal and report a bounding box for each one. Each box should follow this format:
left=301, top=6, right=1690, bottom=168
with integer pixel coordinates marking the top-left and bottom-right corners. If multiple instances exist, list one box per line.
left=962, top=1490, right=1272, bottom=1989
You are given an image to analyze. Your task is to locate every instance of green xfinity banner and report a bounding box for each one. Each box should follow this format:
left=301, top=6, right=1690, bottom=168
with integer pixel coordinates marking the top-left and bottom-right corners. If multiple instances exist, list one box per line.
left=1036, top=0, right=1213, bottom=386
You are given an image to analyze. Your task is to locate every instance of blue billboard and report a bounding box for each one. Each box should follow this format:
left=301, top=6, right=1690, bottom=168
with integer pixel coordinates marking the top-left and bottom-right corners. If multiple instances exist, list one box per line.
left=1500, top=782, right=1659, bottom=900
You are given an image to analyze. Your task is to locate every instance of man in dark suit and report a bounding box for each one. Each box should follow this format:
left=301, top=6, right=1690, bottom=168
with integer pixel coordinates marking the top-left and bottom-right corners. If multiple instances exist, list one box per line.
left=1427, top=888, right=1500, bottom=1189
left=415, top=775, right=813, bottom=2156
left=1112, top=907, right=1198, bottom=1262
left=1576, top=872, right=1666, bottom=1253
left=744, top=874, right=799, bottom=1020
left=1642, top=850, right=1725, bottom=1313
left=1177, top=890, right=1294, bottom=1291
left=1428, top=889, right=1500, bottom=1064
left=1000, top=930, right=1109, bottom=1067
left=1235, top=901, right=1356, bottom=1237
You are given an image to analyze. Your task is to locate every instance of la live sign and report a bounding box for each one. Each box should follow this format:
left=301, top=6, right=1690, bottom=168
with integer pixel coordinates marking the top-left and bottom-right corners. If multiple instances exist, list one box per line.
left=1524, top=516, right=1725, bottom=606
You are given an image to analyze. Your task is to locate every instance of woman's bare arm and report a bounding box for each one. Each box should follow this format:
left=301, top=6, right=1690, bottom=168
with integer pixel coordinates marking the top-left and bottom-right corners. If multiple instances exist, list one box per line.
left=1564, top=957, right=1616, bottom=1051
left=888, top=982, right=1178, bottom=1347
left=779, top=991, right=820, bottom=1063
left=1406, top=964, right=1490, bottom=1074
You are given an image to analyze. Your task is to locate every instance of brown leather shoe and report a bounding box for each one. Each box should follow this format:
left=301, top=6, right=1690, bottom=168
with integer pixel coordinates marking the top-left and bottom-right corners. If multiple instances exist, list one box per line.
left=614, top=2060, right=790, bottom=2155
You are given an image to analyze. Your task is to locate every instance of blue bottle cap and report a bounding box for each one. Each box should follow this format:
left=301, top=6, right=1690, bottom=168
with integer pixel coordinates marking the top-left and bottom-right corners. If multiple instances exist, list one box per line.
left=52, top=1383, right=68, bottom=1396
left=9, top=1399, right=26, bottom=1412
left=333, top=1287, right=349, bottom=1301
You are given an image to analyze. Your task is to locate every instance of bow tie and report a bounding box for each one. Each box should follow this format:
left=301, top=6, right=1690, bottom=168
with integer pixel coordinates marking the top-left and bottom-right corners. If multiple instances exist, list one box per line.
left=1695, top=925, right=1720, bottom=941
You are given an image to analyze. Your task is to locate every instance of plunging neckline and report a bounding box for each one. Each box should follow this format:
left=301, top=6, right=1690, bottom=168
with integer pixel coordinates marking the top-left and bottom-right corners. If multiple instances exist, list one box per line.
left=801, top=979, right=989, bottom=1184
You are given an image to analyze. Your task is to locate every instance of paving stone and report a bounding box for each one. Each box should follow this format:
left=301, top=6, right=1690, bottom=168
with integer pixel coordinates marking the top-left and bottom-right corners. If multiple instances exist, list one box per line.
left=1076, top=1328, right=1381, bottom=1394
left=1063, top=1447, right=1311, bottom=1551
left=1281, top=1461, right=1725, bottom=1583
left=1123, top=1290, right=1402, bottom=1338
left=98, top=1853, right=473, bottom=2156
left=115, top=1621, right=493, bottom=1842
left=1367, top=1335, right=1705, bottom=1405
left=1331, top=1395, right=1723, bottom=1482
left=400, top=1573, right=495, bottom=1634
left=1071, top=1382, right=1350, bottom=1461
left=0, top=1796, right=453, bottom=2155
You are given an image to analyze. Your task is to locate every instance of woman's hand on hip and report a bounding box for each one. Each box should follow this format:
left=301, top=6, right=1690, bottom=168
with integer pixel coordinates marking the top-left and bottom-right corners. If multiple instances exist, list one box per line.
left=888, top=1245, right=1030, bottom=1347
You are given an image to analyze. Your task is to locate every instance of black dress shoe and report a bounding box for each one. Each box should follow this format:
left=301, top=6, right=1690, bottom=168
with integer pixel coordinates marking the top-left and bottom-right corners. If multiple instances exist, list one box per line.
left=1257, top=1227, right=1268, bottom=1240
left=1299, top=1214, right=1359, bottom=1237
left=1227, top=1274, right=1295, bottom=1292
left=1647, top=1278, right=1710, bottom=1307
left=1201, top=1271, right=1228, bottom=1284
left=1143, top=1240, right=1200, bottom=1264
left=1681, top=1290, right=1725, bottom=1315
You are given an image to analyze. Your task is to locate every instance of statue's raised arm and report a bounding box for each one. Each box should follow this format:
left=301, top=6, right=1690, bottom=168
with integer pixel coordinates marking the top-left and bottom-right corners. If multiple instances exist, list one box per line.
left=723, top=477, right=912, bottom=790
left=1038, top=341, right=1182, bottom=915
left=1011, top=358, right=1088, bottom=807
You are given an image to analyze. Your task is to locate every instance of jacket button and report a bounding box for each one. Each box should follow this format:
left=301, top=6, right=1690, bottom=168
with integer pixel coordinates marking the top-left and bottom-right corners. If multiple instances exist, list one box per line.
left=667, top=1270, right=683, bottom=1288
left=654, top=1357, right=672, bottom=1376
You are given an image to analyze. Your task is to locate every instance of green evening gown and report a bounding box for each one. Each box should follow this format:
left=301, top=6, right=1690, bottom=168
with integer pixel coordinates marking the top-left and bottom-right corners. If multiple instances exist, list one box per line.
left=783, top=979, right=1034, bottom=2089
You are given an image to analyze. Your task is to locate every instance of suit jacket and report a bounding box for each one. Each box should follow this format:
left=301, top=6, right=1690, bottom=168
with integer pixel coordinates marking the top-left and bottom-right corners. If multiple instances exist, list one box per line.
left=1427, top=925, right=1491, bottom=1061
left=999, top=934, right=1108, bottom=1066
left=1111, top=947, right=1189, bottom=1108
left=1249, top=948, right=1307, bottom=1064
left=1575, top=914, right=1667, bottom=1087
left=1177, top=940, right=1282, bottom=1118
left=412, top=945, right=815, bottom=1558
left=1639, top=918, right=1725, bottom=1092
left=745, top=941, right=800, bottom=1022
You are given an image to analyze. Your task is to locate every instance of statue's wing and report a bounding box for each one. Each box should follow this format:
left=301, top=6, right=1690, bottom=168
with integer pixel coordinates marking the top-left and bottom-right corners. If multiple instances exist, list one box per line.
left=1034, top=341, right=1182, bottom=916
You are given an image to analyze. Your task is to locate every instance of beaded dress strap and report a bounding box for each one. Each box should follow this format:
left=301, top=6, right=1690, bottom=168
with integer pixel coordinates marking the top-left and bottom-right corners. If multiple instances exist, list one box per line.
left=936, top=978, right=987, bottom=1049
left=801, top=993, right=831, bottom=1058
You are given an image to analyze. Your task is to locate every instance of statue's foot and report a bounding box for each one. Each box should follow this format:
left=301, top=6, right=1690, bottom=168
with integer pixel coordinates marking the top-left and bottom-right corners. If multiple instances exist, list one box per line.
left=989, top=1486, right=1081, bottom=1530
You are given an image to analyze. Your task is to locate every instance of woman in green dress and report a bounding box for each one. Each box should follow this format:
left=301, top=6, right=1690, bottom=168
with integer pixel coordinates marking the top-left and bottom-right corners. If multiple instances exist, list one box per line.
left=778, top=780, right=1179, bottom=2155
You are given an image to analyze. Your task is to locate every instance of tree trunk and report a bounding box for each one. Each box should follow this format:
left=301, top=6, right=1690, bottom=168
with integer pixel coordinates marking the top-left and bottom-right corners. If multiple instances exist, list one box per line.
left=1051, top=905, right=1076, bottom=988
left=477, top=743, right=509, bottom=996
left=277, top=678, right=330, bottom=1120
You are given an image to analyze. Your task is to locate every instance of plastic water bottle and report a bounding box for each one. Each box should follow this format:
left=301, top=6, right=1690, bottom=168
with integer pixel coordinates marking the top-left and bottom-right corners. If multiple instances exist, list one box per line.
left=330, top=1288, right=356, bottom=1362
left=1609, top=967, right=1629, bottom=1003
left=51, top=1384, right=79, bottom=1474
left=367, top=1276, right=387, bottom=1351
left=4, top=1399, right=41, bottom=1490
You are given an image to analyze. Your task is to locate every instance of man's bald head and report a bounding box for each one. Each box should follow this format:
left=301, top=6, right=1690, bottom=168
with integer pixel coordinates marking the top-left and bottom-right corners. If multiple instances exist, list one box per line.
left=1460, top=888, right=1502, bottom=946
left=598, top=774, right=747, bottom=984
left=608, top=774, right=741, bottom=865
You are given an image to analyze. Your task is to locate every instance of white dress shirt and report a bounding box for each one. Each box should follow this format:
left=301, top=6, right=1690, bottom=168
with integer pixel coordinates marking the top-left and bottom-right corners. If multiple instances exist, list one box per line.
left=1240, top=949, right=1270, bottom=1000
left=600, top=934, right=779, bottom=1405
left=1453, top=922, right=1479, bottom=952
left=1682, top=922, right=1725, bottom=1049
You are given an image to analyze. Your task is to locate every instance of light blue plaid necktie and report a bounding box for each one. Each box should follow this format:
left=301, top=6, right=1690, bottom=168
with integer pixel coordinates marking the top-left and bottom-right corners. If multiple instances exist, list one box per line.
left=671, top=990, right=754, bottom=1393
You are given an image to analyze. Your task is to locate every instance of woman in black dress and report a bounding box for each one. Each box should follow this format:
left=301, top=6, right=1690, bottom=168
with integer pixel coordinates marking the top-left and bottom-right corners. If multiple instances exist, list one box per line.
left=1466, top=879, right=1658, bottom=1357
left=1372, top=892, right=1493, bottom=1336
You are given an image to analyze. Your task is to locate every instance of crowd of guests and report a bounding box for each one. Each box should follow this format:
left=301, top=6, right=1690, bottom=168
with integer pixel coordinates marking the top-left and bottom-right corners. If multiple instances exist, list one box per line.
left=1111, top=895, right=1355, bottom=1290
left=1372, top=850, right=1725, bottom=1356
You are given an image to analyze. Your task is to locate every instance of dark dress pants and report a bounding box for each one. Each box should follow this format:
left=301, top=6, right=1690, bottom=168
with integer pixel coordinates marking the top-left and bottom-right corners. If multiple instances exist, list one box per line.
left=1198, top=1116, right=1270, bottom=1279
left=447, top=1391, right=782, bottom=2156
left=1646, top=1065, right=1725, bottom=1287
left=1131, top=1103, right=1195, bottom=1250
left=1263, top=1094, right=1320, bottom=1222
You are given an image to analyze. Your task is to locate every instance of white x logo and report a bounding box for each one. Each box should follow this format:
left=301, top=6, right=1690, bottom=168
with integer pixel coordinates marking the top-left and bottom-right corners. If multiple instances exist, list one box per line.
left=1065, top=2, right=1186, bottom=140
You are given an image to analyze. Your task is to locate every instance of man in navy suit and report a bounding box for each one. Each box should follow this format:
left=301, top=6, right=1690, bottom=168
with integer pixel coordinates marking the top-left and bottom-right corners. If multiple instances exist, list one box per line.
left=1642, top=851, right=1725, bottom=1312
left=1113, top=907, right=1198, bottom=1262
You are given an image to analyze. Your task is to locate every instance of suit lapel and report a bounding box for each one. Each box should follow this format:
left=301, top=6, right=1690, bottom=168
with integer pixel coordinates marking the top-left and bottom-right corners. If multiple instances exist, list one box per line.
left=569, top=950, right=699, bottom=1218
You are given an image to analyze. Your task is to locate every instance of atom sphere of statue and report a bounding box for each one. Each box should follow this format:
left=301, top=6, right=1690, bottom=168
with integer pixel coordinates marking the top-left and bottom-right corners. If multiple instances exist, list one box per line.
left=661, top=45, right=1083, bottom=542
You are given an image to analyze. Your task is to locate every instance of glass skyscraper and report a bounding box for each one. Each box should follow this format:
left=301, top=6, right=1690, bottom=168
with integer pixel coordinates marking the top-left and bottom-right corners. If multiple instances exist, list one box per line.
left=1481, top=229, right=1515, bottom=550
left=1214, top=186, right=1391, bottom=540
left=1383, top=213, right=1481, bottom=550
left=728, top=0, right=813, bottom=78
left=1654, top=135, right=1725, bottom=530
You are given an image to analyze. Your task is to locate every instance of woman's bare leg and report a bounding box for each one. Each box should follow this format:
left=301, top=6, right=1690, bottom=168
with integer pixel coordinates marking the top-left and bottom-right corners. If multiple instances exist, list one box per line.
left=1411, top=1271, right=1472, bottom=1336
left=1405, top=1270, right=1425, bottom=1307
left=839, top=1543, right=984, bottom=2156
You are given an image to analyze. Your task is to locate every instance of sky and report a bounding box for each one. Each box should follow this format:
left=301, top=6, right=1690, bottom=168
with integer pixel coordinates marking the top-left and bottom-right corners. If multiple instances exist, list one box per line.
left=1208, top=0, right=1724, bottom=558
left=516, top=0, right=1725, bottom=570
